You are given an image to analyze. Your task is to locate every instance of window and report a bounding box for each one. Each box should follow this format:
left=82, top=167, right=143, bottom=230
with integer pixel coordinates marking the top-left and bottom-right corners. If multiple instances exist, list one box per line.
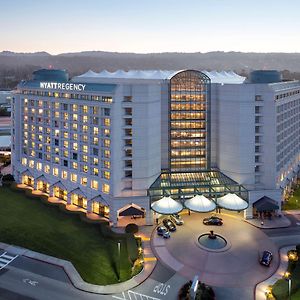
left=73, top=153, right=78, bottom=160
left=36, top=162, right=42, bottom=171
left=72, top=162, right=78, bottom=169
left=44, top=165, right=50, bottom=173
left=62, top=170, right=68, bottom=179
left=63, top=160, right=68, bottom=167
left=93, top=168, right=99, bottom=176
left=22, top=157, right=27, bottom=166
left=102, top=183, right=110, bottom=194
left=83, top=145, right=88, bottom=153
left=91, top=180, right=98, bottom=190
left=53, top=168, right=59, bottom=176
left=103, top=171, right=110, bottom=179
left=81, top=177, right=87, bottom=186
left=255, top=95, right=262, bottom=101
left=71, top=173, right=77, bottom=182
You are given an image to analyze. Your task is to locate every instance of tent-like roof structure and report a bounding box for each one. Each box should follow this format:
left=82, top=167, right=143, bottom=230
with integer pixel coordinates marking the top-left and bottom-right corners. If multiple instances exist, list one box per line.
left=253, top=196, right=279, bottom=212
left=119, top=205, right=145, bottom=216
left=151, top=196, right=183, bottom=215
left=217, top=193, right=248, bottom=211
left=184, top=195, right=216, bottom=213
left=73, top=69, right=246, bottom=84
left=49, top=180, right=67, bottom=191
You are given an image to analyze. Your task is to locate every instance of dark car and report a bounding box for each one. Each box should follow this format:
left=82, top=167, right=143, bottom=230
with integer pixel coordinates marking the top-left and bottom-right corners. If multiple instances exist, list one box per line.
left=170, top=214, right=184, bottom=225
left=209, top=215, right=223, bottom=221
left=203, top=217, right=223, bottom=226
left=156, top=226, right=170, bottom=238
left=163, top=218, right=176, bottom=231
left=260, top=251, right=273, bottom=267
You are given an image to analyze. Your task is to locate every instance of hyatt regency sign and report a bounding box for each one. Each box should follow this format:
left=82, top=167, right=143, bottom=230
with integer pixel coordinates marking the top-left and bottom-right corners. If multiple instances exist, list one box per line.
left=40, top=82, right=86, bottom=91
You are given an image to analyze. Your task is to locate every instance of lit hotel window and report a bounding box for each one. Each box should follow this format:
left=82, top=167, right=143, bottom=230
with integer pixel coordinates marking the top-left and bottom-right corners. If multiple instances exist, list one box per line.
left=72, top=162, right=78, bottom=169
left=81, top=177, right=87, bottom=186
left=53, top=168, right=59, bottom=176
left=104, top=161, right=110, bottom=169
left=44, top=165, right=50, bottom=173
left=104, top=118, right=110, bottom=126
left=91, top=180, right=98, bottom=190
left=73, top=143, right=78, bottom=151
left=102, top=183, right=110, bottom=194
left=93, top=168, right=99, bottom=176
left=83, top=165, right=88, bottom=173
left=71, top=173, right=77, bottom=182
left=36, top=162, right=42, bottom=171
left=62, top=170, right=68, bottom=179
left=103, top=171, right=110, bottom=179
left=22, top=158, right=27, bottom=166
left=93, top=127, right=99, bottom=135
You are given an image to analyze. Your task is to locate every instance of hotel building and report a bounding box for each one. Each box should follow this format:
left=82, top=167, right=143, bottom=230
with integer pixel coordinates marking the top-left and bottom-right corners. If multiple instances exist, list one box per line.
left=11, top=69, right=300, bottom=225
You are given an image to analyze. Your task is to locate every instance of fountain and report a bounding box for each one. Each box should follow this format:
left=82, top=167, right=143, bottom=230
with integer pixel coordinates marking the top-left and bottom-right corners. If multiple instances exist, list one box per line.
left=198, top=230, right=227, bottom=250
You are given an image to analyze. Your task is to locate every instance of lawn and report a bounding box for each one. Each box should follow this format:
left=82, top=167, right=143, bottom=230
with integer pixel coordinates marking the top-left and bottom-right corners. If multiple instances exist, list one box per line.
left=282, top=188, right=300, bottom=210
left=0, top=186, right=133, bottom=285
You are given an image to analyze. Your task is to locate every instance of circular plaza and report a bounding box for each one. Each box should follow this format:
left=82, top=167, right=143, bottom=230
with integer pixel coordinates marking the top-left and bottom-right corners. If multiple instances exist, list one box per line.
left=151, top=212, right=279, bottom=288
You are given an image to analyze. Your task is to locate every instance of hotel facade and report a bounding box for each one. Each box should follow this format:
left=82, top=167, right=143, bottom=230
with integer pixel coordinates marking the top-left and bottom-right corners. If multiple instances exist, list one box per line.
left=11, top=69, right=300, bottom=225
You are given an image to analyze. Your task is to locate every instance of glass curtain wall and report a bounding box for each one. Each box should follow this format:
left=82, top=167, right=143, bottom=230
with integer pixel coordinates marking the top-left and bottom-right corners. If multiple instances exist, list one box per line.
left=169, top=70, right=211, bottom=172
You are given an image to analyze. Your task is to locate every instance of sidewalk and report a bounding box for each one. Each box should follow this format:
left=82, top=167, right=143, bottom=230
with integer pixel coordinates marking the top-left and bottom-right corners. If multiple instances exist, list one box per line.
left=0, top=233, right=156, bottom=294
left=255, top=246, right=295, bottom=300
left=245, top=215, right=291, bottom=229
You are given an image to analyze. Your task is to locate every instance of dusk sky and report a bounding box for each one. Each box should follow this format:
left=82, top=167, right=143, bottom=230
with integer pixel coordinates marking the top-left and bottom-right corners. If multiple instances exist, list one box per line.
left=1, top=0, right=300, bottom=54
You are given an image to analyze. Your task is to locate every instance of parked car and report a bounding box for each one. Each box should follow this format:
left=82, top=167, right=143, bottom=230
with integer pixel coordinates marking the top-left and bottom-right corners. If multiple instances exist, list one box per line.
left=203, top=217, right=223, bottom=226
left=209, top=215, right=223, bottom=221
left=163, top=218, right=177, bottom=231
left=260, top=251, right=273, bottom=267
left=170, top=214, right=184, bottom=225
left=157, top=226, right=170, bottom=238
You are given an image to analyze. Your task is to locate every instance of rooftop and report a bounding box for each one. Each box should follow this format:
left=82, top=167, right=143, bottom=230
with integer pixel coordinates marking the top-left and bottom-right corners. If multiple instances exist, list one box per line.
left=73, top=69, right=246, bottom=84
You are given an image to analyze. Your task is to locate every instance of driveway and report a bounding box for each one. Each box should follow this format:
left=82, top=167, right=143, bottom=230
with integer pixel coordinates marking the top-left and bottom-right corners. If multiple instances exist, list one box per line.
left=152, top=212, right=279, bottom=288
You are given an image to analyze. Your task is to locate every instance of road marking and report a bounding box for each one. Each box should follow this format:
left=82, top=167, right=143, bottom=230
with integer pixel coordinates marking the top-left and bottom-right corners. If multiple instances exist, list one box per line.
left=0, top=252, right=19, bottom=270
left=22, top=278, right=39, bottom=286
left=153, top=283, right=170, bottom=296
left=112, top=291, right=161, bottom=300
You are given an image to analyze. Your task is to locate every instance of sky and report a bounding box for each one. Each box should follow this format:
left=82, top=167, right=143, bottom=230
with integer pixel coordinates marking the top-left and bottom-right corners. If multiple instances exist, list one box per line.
left=1, top=0, right=300, bottom=54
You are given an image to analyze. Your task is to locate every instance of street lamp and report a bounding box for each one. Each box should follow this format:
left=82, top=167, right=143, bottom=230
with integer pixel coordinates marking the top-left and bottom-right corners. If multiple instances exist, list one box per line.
left=117, top=241, right=121, bottom=282
left=284, top=271, right=292, bottom=300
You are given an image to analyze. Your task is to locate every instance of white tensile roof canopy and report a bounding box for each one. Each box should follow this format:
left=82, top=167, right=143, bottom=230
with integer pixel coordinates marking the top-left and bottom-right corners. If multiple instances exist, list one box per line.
left=217, top=193, right=248, bottom=211
left=151, top=196, right=183, bottom=215
left=184, top=195, right=216, bottom=213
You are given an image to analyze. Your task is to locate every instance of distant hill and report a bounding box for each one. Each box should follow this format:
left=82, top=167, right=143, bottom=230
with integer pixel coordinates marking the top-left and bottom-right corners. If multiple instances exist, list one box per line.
left=0, top=50, right=300, bottom=89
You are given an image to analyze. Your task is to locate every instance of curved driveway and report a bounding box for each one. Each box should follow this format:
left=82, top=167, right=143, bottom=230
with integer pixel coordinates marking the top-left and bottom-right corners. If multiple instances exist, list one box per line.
left=152, top=213, right=279, bottom=288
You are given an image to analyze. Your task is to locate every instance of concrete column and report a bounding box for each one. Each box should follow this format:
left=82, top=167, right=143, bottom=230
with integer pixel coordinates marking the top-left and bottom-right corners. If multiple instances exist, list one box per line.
left=67, top=193, right=72, bottom=204
left=145, top=209, right=154, bottom=225
left=110, top=209, right=118, bottom=227
left=244, top=206, right=253, bottom=219
left=33, top=180, right=38, bottom=190
left=49, top=186, right=55, bottom=197
left=87, top=200, right=92, bottom=213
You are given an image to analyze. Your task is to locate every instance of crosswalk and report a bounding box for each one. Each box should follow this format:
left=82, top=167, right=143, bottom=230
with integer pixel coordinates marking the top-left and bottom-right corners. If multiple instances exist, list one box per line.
left=0, top=252, right=19, bottom=270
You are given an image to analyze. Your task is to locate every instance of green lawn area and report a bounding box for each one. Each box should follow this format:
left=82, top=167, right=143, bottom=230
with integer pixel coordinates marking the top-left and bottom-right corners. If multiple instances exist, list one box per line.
left=282, top=188, right=300, bottom=210
left=0, top=186, right=133, bottom=285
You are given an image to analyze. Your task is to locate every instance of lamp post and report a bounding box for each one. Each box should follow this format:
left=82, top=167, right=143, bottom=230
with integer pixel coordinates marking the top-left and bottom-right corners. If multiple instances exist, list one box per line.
left=284, top=272, right=292, bottom=300
left=117, top=241, right=121, bottom=282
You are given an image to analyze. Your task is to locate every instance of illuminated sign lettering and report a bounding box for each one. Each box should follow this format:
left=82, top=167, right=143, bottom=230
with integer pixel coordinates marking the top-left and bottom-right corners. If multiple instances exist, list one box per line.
left=40, top=82, right=86, bottom=91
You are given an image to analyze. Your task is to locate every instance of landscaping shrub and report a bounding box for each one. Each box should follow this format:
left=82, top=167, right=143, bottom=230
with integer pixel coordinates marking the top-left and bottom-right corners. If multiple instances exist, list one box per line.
left=178, top=281, right=215, bottom=300
left=127, top=234, right=138, bottom=262
left=125, top=223, right=139, bottom=234
left=2, top=174, right=14, bottom=182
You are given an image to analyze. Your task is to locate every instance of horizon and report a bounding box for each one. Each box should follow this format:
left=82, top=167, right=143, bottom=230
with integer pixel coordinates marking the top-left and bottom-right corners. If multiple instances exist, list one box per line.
left=1, top=0, right=300, bottom=54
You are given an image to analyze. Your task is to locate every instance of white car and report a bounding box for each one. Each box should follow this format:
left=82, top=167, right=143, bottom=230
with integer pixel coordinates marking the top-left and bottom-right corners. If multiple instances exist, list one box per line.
left=170, top=214, right=184, bottom=225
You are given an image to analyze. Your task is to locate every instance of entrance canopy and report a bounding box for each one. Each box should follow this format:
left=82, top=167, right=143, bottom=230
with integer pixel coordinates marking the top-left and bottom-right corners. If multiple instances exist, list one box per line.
left=148, top=171, right=248, bottom=209
left=119, top=205, right=144, bottom=216
left=184, top=195, right=216, bottom=212
left=217, top=193, right=248, bottom=211
left=253, top=196, right=279, bottom=212
left=151, top=196, right=183, bottom=215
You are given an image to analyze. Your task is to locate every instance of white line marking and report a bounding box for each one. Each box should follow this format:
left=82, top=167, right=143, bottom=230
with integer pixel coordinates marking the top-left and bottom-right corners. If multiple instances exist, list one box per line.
left=112, top=290, right=161, bottom=300
left=0, top=252, right=19, bottom=270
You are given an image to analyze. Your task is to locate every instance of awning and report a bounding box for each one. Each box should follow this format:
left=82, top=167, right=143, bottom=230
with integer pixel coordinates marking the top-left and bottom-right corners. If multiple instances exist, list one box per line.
left=253, top=196, right=279, bottom=212
left=184, top=195, right=216, bottom=213
left=217, top=193, right=248, bottom=211
left=151, top=196, right=183, bottom=215
left=119, top=206, right=144, bottom=216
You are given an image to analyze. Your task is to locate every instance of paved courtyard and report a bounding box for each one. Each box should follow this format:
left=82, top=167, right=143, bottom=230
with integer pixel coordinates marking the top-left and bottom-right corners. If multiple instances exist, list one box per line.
left=151, top=212, right=279, bottom=288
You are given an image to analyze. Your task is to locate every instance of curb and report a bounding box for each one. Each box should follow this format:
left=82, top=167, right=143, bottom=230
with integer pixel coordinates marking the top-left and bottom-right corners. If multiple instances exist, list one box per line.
left=0, top=240, right=156, bottom=294
left=254, top=244, right=296, bottom=300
